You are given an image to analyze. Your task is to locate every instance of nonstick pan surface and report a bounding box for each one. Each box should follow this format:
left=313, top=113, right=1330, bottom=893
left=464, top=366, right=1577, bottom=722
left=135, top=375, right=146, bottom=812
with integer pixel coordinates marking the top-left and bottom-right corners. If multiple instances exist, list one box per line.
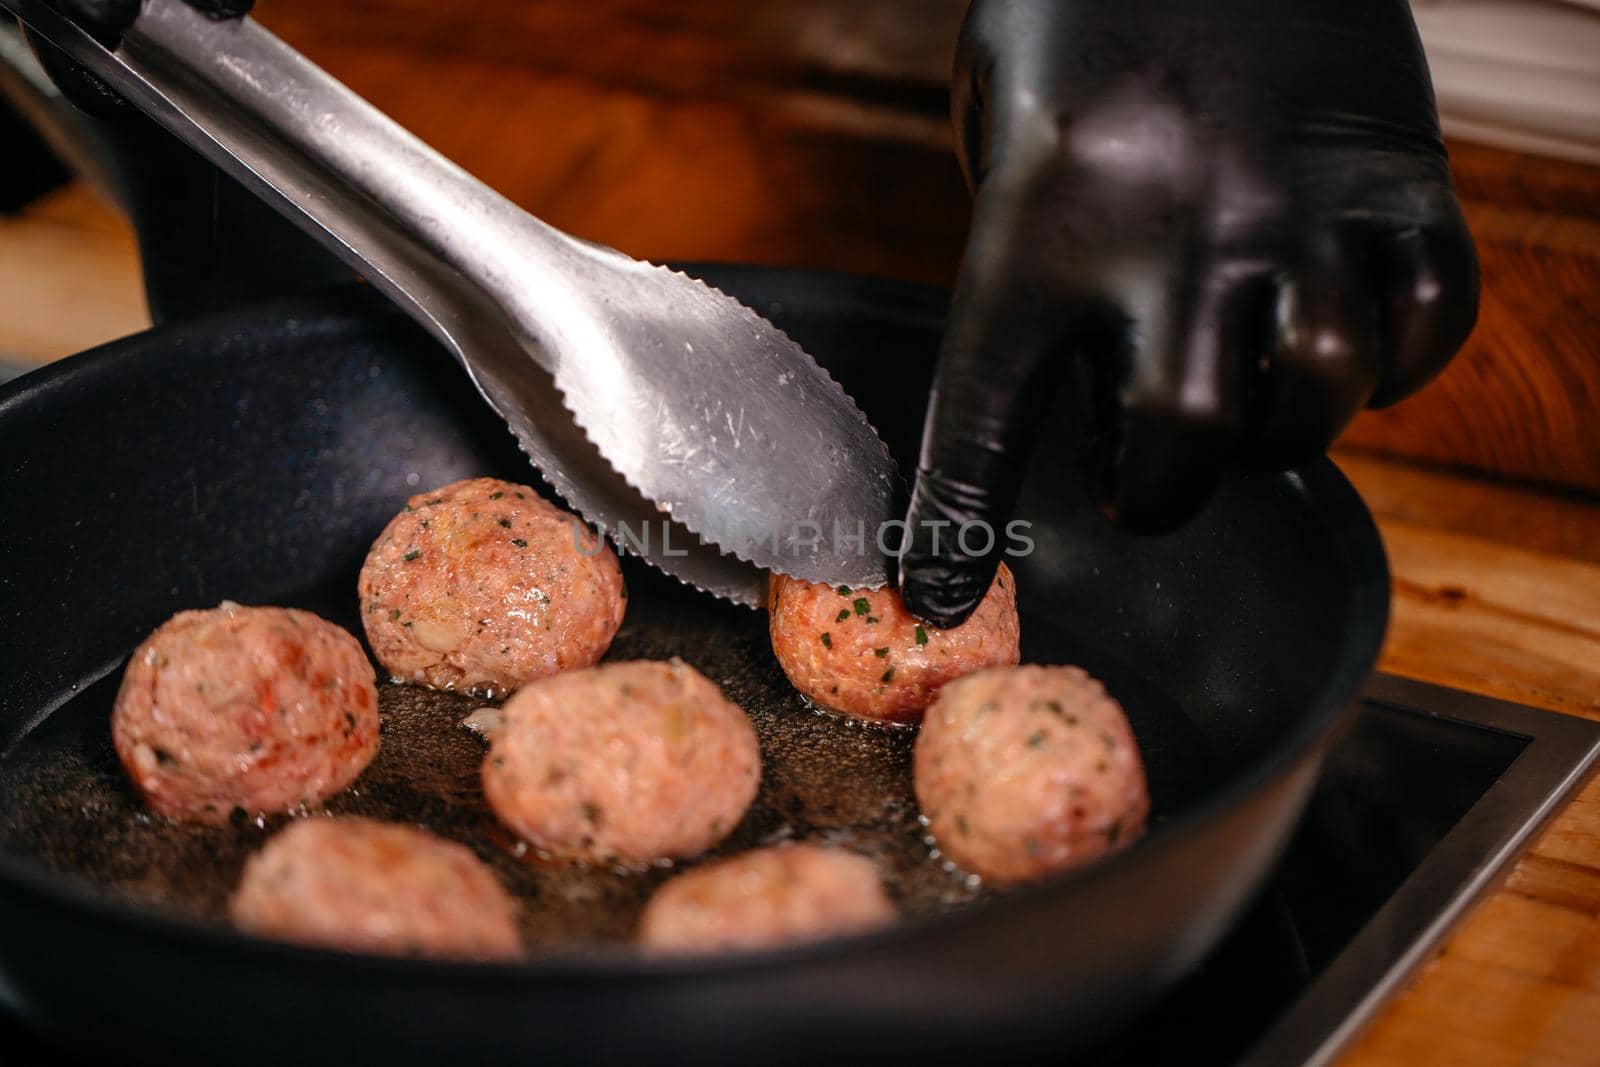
left=0, top=267, right=1387, bottom=1065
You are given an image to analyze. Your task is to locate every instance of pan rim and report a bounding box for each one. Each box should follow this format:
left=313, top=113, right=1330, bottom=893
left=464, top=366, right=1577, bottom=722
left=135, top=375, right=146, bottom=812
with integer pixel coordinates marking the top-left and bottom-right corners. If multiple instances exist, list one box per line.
left=0, top=273, right=1390, bottom=983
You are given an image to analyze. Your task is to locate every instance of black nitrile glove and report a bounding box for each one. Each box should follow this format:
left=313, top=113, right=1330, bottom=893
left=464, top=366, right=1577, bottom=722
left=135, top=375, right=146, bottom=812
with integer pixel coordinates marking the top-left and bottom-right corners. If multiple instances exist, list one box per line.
left=899, top=0, right=1478, bottom=627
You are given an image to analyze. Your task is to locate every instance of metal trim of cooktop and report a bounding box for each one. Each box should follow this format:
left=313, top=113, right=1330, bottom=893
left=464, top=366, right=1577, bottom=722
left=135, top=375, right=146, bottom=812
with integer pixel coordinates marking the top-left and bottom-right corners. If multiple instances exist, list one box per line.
left=1241, top=673, right=1600, bottom=1067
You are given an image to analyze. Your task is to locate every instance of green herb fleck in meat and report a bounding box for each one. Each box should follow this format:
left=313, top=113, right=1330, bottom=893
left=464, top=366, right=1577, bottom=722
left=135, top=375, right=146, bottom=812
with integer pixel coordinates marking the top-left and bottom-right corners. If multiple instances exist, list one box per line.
left=403, top=550, right=420, bottom=562
left=880, top=667, right=895, bottom=683
left=874, top=647, right=889, bottom=657
left=511, top=538, right=528, bottom=548
left=915, top=625, right=928, bottom=646
left=498, top=517, right=512, bottom=528
left=836, top=585, right=852, bottom=596
left=820, top=632, right=833, bottom=649
left=836, top=609, right=850, bottom=623
left=853, top=598, right=870, bottom=616
left=489, top=491, right=504, bottom=500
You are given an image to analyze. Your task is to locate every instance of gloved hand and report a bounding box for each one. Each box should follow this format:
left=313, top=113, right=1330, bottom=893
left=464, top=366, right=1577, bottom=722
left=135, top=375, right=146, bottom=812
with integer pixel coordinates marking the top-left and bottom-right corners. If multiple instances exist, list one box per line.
left=899, top=0, right=1478, bottom=627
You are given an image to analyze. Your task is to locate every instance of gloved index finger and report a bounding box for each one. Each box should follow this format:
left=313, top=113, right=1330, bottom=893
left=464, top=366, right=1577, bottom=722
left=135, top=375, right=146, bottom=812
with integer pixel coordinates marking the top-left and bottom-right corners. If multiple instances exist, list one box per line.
left=898, top=188, right=1081, bottom=628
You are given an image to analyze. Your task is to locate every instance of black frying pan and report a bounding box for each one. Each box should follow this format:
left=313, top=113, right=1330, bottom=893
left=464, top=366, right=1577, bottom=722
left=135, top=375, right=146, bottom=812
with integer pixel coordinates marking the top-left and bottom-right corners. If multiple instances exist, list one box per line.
left=0, top=267, right=1387, bottom=1065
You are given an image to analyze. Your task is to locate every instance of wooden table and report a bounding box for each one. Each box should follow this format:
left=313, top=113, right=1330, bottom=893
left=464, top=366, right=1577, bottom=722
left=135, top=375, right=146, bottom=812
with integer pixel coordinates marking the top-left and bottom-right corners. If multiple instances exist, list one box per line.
left=1, top=4, right=1597, bottom=1061
left=1328, top=454, right=1600, bottom=1067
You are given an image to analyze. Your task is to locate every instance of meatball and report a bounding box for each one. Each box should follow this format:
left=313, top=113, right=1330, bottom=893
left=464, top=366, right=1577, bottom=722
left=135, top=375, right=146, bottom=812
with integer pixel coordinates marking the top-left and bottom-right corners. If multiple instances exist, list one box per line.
left=230, top=817, right=522, bottom=960
left=358, top=477, right=626, bottom=697
left=914, top=665, right=1149, bottom=886
left=638, top=844, right=895, bottom=955
left=482, top=659, right=759, bottom=865
left=768, top=565, right=1020, bottom=723
left=111, top=602, right=379, bottom=824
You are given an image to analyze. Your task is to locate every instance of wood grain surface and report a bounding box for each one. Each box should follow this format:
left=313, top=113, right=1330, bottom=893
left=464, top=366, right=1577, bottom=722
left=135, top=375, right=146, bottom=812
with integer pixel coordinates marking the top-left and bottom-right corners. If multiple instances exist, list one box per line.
left=0, top=183, right=145, bottom=365
left=1337, top=140, right=1600, bottom=494
left=1333, top=450, right=1600, bottom=1067
left=1338, top=194, right=1600, bottom=496
left=0, top=4, right=1597, bottom=1063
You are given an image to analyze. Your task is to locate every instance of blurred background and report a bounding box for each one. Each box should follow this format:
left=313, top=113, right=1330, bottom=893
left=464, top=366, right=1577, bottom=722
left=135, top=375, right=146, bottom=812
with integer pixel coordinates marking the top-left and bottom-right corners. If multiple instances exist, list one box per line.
left=1, top=0, right=1596, bottom=498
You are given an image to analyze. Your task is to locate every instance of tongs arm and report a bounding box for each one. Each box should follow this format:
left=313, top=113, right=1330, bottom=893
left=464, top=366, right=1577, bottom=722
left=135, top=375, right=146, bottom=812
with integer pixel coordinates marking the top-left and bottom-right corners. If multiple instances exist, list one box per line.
left=5, top=0, right=571, bottom=362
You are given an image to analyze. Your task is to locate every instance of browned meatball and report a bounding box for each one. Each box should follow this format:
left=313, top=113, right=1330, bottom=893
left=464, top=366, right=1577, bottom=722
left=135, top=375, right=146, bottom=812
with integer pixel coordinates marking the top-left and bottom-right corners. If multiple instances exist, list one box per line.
left=768, top=566, right=1020, bottom=723
left=481, top=659, right=760, bottom=865
left=914, top=665, right=1149, bottom=886
left=359, top=477, right=626, bottom=697
left=638, top=844, right=895, bottom=955
left=111, top=603, right=379, bottom=824
left=230, top=817, right=522, bottom=960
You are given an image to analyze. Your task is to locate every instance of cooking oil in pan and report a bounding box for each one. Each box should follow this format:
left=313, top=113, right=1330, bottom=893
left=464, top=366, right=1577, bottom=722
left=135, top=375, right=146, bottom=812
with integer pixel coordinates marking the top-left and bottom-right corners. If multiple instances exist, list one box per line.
left=0, top=589, right=988, bottom=955
left=0, top=561, right=1206, bottom=956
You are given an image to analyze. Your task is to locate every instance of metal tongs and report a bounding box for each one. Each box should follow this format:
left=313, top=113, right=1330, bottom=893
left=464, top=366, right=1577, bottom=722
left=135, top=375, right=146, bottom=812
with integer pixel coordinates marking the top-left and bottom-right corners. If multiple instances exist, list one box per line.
left=3, top=0, right=899, bottom=606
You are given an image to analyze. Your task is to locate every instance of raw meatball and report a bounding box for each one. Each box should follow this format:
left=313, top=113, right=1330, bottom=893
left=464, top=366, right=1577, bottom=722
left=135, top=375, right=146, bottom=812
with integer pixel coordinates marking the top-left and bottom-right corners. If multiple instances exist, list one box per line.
left=768, top=565, right=1020, bottom=723
left=359, top=477, right=625, bottom=697
left=638, top=844, right=895, bottom=955
left=914, top=665, right=1149, bottom=886
left=111, top=602, right=379, bottom=824
left=482, top=659, right=759, bottom=865
left=230, top=817, right=522, bottom=960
